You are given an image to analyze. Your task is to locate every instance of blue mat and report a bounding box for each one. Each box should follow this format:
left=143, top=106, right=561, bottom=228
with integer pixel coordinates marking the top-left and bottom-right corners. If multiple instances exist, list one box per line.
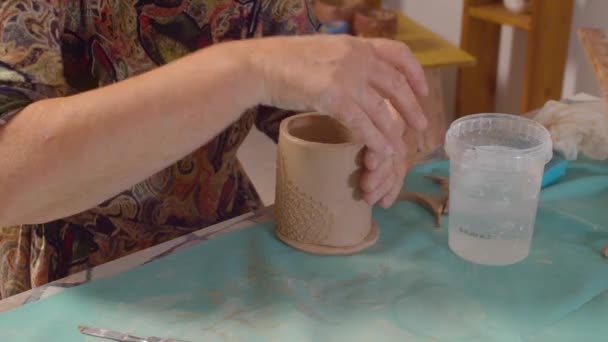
left=0, top=160, right=607, bottom=342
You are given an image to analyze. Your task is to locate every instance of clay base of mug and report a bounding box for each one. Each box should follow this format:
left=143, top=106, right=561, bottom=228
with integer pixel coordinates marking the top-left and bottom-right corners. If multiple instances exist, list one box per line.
left=275, top=221, right=379, bottom=256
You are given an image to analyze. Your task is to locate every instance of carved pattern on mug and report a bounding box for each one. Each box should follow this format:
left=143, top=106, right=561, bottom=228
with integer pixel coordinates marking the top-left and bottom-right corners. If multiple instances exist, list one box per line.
left=275, top=151, right=334, bottom=244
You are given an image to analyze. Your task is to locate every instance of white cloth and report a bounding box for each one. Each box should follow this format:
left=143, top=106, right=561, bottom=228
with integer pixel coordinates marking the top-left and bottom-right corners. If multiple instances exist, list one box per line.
left=533, top=100, right=608, bottom=160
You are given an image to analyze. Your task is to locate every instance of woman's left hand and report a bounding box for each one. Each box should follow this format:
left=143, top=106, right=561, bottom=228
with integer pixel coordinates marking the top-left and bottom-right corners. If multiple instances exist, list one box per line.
left=360, top=101, right=415, bottom=208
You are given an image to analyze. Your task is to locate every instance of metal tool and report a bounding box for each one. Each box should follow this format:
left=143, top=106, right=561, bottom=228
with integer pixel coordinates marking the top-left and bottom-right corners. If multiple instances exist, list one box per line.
left=78, top=326, right=190, bottom=342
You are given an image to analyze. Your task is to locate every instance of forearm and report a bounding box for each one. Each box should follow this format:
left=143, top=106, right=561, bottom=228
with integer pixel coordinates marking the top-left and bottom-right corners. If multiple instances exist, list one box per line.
left=0, top=40, right=263, bottom=226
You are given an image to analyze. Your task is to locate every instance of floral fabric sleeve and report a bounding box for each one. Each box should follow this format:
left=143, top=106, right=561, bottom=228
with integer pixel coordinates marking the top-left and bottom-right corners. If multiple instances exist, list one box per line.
left=254, top=0, right=320, bottom=143
left=0, top=0, right=69, bottom=125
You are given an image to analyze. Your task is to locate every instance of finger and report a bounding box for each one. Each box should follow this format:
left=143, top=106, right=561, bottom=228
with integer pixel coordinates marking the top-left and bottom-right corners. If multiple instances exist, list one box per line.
left=363, top=105, right=402, bottom=170
left=387, top=103, right=410, bottom=173
left=370, top=60, right=427, bottom=130
left=368, top=38, right=429, bottom=98
left=380, top=138, right=409, bottom=209
left=391, top=132, right=408, bottom=176
left=400, top=121, right=421, bottom=170
left=398, top=136, right=413, bottom=176
left=380, top=175, right=404, bottom=208
left=334, top=99, right=394, bottom=156
left=357, top=90, right=405, bottom=154
left=363, top=168, right=396, bottom=205
left=364, top=149, right=383, bottom=170
left=385, top=99, right=406, bottom=137
left=360, top=156, right=392, bottom=193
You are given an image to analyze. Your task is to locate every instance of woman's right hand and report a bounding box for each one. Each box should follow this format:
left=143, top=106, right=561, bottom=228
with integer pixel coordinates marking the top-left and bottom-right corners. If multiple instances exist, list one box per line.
left=249, top=34, right=429, bottom=156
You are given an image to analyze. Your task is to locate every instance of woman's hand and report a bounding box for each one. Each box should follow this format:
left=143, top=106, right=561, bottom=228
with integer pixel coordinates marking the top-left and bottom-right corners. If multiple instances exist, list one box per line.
left=250, top=34, right=429, bottom=158
left=360, top=102, right=416, bottom=208
left=249, top=34, right=426, bottom=207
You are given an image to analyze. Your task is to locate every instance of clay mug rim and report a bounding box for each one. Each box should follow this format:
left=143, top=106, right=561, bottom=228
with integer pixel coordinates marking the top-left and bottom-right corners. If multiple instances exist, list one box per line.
left=280, top=112, right=362, bottom=151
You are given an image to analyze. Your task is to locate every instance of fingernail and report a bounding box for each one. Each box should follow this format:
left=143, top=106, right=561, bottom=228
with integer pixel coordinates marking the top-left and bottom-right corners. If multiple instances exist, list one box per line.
left=362, top=181, right=373, bottom=193
left=372, top=192, right=381, bottom=204
left=384, top=145, right=395, bottom=156
left=370, top=160, right=378, bottom=170
left=415, top=115, right=428, bottom=130
left=364, top=193, right=376, bottom=205
left=368, top=155, right=379, bottom=170
left=373, top=191, right=384, bottom=205
left=422, top=83, right=430, bottom=97
left=367, top=177, right=379, bottom=192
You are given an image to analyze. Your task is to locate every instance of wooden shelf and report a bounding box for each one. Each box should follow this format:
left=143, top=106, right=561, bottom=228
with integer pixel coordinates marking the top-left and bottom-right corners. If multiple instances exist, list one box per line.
left=468, top=4, right=531, bottom=30
left=457, top=0, right=574, bottom=116
left=394, top=14, right=476, bottom=69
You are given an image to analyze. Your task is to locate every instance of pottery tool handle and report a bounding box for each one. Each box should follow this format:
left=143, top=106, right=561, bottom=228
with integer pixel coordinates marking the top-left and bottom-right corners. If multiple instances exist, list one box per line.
left=78, top=325, right=191, bottom=342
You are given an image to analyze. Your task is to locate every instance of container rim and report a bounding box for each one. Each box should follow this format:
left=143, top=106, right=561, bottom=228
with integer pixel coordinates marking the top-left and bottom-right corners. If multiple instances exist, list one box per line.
left=445, top=113, right=553, bottom=163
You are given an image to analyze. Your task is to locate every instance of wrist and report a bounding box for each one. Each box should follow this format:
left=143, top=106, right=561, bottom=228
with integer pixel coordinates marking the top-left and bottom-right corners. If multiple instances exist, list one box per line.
left=245, top=38, right=277, bottom=107
left=182, top=39, right=267, bottom=112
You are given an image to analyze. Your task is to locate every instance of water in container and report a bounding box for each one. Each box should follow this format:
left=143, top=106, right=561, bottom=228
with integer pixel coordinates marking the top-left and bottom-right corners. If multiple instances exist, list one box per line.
left=445, top=114, right=553, bottom=266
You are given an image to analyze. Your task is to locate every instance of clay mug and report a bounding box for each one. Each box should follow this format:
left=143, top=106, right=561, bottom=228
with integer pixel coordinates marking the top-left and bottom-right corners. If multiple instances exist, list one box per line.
left=274, top=112, right=379, bottom=255
left=313, top=0, right=366, bottom=26
left=353, top=8, right=398, bottom=38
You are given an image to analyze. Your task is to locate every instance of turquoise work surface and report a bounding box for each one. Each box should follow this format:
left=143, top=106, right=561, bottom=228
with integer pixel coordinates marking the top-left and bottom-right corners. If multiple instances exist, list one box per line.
left=1, top=161, right=607, bottom=341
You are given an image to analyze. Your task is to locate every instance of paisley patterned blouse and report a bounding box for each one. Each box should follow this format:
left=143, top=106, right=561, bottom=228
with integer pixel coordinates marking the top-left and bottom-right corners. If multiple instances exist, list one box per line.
left=0, top=0, right=318, bottom=298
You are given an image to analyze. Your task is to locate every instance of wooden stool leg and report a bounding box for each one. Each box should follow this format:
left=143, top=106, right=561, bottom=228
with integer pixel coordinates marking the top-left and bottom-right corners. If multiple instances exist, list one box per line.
left=521, top=0, right=574, bottom=112
left=456, top=0, right=501, bottom=117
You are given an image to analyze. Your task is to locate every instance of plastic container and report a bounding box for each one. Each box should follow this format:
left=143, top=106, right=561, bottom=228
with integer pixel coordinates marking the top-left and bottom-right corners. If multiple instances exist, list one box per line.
left=445, top=113, right=553, bottom=266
